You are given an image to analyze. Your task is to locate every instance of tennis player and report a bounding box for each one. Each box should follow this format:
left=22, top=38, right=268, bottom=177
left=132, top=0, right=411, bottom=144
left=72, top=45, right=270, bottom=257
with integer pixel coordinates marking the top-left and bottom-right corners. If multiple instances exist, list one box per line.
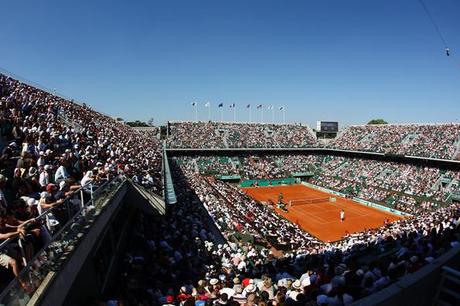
left=340, top=209, right=345, bottom=222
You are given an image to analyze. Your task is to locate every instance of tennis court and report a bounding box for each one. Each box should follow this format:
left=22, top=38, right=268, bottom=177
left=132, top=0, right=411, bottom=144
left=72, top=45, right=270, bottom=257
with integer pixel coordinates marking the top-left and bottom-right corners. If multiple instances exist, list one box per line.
left=242, top=184, right=403, bottom=242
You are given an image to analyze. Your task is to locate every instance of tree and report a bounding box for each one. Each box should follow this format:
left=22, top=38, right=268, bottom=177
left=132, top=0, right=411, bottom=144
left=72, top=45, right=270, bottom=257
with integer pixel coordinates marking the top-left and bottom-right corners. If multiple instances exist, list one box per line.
left=125, top=120, right=149, bottom=127
left=367, top=119, right=388, bottom=125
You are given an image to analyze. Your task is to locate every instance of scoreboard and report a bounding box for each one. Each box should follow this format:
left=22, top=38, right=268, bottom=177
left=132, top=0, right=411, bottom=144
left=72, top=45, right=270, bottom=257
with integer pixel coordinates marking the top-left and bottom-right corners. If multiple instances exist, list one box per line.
left=316, top=121, right=339, bottom=132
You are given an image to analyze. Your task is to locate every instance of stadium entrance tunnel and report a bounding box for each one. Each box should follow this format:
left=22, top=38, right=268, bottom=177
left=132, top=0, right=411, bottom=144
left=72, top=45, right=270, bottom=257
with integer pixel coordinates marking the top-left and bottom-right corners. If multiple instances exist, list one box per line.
left=26, top=180, right=165, bottom=306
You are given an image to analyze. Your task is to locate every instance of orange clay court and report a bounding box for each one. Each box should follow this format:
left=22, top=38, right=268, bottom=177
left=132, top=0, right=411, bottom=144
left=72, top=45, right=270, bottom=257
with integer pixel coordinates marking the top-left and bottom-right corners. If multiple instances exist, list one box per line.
left=243, top=184, right=403, bottom=242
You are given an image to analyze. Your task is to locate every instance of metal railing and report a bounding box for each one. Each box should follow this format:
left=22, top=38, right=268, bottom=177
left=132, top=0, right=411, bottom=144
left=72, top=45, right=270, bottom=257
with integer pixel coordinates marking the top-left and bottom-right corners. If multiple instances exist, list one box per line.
left=0, top=175, right=126, bottom=305
left=130, top=181, right=166, bottom=215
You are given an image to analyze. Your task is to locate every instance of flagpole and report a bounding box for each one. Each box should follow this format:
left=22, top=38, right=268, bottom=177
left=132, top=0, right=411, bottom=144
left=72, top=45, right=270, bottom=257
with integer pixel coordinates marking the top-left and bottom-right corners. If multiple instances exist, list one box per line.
left=271, top=108, right=274, bottom=123
left=249, top=107, right=252, bottom=122
left=208, top=103, right=211, bottom=121
left=283, top=108, right=286, bottom=124
left=220, top=107, right=223, bottom=122
left=261, top=107, right=264, bottom=123
left=233, top=105, right=236, bottom=122
left=195, top=104, right=198, bottom=122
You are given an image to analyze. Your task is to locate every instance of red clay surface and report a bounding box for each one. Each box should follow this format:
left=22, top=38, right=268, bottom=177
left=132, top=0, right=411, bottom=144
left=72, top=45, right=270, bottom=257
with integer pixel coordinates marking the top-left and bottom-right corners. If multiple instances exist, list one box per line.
left=243, top=184, right=403, bottom=242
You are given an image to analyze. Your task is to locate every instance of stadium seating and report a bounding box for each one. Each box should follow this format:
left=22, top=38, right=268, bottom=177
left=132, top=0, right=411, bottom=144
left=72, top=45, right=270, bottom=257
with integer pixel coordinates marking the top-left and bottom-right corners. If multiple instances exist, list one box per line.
left=0, top=73, right=161, bottom=292
left=167, top=121, right=460, bottom=160
left=1, top=72, right=460, bottom=306
left=167, top=121, right=317, bottom=148
left=179, top=154, right=460, bottom=214
left=113, top=155, right=460, bottom=305
left=330, top=124, right=460, bottom=160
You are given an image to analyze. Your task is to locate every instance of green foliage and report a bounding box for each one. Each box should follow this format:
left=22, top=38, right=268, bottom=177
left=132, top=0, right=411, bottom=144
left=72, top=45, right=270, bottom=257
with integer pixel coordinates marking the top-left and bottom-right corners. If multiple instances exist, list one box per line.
left=125, top=120, right=149, bottom=127
left=367, top=119, right=388, bottom=125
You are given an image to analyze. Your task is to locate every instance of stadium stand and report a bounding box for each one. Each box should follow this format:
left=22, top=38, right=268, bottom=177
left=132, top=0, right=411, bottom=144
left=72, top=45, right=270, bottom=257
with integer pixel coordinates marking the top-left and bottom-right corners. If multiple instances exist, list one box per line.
left=167, top=121, right=317, bottom=148
left=167, top=121, right=460, bottom=161
left=329, top=124, right=460, bottom=160
left=1, top=72, right=460, bottom=305
left=111, top=155, right=460, bottom=305
left=0, top=73, right=162, bottom=298
left=178, top=154, right=460, bottom=214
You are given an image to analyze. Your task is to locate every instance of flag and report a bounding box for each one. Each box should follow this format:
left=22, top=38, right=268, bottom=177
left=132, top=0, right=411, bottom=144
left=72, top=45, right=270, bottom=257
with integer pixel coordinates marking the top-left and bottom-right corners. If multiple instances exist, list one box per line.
left=246, top=104, right=251, bottom=108
left=218, top=103, right=223, bottom=108
left=279, top=106, right=284, bottom=110
left=191, top=102, right=196, bottom=106
left=257, top=104, right=262, bottom=109
left=204, top=102, right=210, bottom=107
left=268, top=105, right=273, bottom=110
left=229, top=103, right=235, bottom=108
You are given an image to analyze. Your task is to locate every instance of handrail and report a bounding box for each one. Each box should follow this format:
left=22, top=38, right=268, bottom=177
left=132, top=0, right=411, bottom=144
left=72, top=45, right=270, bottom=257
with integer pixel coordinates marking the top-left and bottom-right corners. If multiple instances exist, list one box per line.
left=0, top=176, right=124, bottom=303
left=0, top=182, right=93, bottom=254
left=130, top=180, right=166, bottom=215
left=442, top=266, right=460, bottom=278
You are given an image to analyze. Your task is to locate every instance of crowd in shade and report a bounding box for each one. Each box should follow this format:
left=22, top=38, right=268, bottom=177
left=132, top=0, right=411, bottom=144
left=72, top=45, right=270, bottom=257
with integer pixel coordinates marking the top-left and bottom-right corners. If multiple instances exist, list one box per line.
left=329, top=124, right=460, bottom=160
left=0, top=73, right=162, bottom=289
left=178, top=154, right=460, bottom=215
left=113, top=157, right=460, bottom=306
left=166, top=122, right=317, bottom=149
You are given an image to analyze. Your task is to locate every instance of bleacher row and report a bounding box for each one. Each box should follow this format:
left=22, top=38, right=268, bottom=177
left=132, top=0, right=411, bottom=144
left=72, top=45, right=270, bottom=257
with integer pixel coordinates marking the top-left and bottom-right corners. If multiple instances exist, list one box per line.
left=166, top=122, right=460, bottom=160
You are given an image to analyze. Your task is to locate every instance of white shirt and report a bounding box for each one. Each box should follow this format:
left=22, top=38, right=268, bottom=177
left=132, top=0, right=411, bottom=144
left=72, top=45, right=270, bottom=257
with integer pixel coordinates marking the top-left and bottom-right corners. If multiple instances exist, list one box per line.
left=39, top=171, right=49, bottom=187
left=81, top=175, right=93, bottom=187
left=54, top=165, right=69, bottom=182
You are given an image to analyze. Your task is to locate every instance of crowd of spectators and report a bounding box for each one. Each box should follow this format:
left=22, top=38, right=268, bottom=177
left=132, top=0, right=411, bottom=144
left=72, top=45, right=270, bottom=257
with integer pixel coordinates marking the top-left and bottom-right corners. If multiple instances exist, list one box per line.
left=176, top=154, right=460, bottom=215
left=167, top=122, right=317, bottom=149
left=167, top=122, right=460, bottom=160
left=0, top=73, right=162, bottom=290
left=113, top=156, right=460, bottom=306
left=330, top=124, right=460, bottom=160
left=3, top=72, right=460, bottom=305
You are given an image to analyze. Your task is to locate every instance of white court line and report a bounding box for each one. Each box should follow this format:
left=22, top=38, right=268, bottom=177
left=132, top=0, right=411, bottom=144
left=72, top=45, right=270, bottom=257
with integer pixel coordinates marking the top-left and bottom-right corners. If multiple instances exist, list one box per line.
left=290, top=205, right=329, bottom=223
left=322, top=213, right=375, bottom=224
left=328, top=201, right=368, bottom=217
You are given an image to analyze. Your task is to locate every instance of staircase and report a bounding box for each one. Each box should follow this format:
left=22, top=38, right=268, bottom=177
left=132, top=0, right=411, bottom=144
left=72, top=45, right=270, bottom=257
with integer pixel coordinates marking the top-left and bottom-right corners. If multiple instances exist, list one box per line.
left=432, top=266, right=460, bottom=306
left=192, top=158, right=199, bottom=173
left=401, top=133, right=419, bottom=145
left=305, top=125, right=317, bottom=144
left=431, top=176, right=444, bottom=193
left=220, top=129, right=230, bottom=148
left=57, top=110, right=83, bottom=133
left=332, top=161, right=349, bottom=175
left=358, top=131, right=375, bottom=144
left=267, top=129, right=281, bottom=147
left=453, top=134, right=460, bottom=160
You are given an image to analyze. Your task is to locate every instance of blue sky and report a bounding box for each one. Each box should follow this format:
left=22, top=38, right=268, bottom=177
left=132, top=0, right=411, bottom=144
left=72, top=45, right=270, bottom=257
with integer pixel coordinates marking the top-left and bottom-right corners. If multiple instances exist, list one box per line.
left=1, top=0, right=459, bottom=127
